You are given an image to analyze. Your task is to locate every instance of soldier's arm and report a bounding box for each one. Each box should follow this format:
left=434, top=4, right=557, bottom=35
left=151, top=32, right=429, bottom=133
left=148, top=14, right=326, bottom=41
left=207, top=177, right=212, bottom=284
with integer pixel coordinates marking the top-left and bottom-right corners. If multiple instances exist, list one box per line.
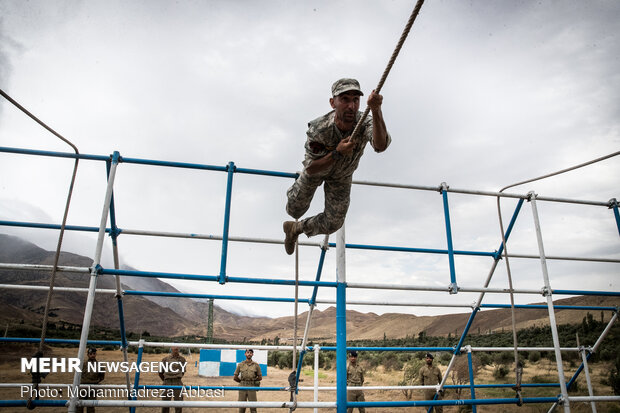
left=367, top=90, right=389, bottom=152
left=306, top=137, right=355, bottom=175
left=233, top=364, right=241, bottom=383
left=256, top=364, right=262, bottom=381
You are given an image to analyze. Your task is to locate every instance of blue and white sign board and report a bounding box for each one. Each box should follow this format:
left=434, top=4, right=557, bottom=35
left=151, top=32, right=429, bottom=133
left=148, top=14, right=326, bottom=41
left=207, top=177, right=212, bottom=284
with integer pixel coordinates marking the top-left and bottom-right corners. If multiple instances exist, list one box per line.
left=198, top=349, right=268, bottom=377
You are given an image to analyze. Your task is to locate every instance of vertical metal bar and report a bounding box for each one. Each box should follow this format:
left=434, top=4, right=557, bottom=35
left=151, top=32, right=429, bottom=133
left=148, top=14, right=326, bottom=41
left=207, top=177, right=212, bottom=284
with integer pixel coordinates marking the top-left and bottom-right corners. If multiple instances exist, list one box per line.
left=294, top=350, right=305, bottom=394
left=495, top=198, right=525, bottom=259
left=105, top=152, right=133, bottom=410
left=336, top=226, right=347, bottom=413
left=455, top=307, right=479, bottom=355
left=440, top=183, right=457, bottom=293
left=218, top=161, right=235, bottom=284
left=314, top=344, right=320, bottom=413
left=129, top=340, right=145, bottom=413
left=579, top=348, right=597, bottom=413
left=467, top=347, right=478, bottom=413
left=610, top=198, right=619, bottom=236
left=530, top=193, right=570, bottom=413
left=310, top=238, right=329, bottom=306
left=68, top=155, right=120, bottom=413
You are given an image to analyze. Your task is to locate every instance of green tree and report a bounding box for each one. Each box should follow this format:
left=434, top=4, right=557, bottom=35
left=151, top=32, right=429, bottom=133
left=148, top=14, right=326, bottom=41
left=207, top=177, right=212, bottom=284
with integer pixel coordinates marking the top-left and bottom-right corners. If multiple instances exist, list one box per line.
left=399, top=358, right=424, bottom=400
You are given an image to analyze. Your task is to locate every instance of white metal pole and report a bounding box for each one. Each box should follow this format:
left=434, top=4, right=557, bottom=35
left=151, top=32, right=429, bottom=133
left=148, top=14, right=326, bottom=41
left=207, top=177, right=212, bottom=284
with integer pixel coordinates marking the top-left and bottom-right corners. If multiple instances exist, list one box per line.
left=579, top=347, right=597, bottom=413
left=336, top=225, right=347, bottom=413
left=314, top=344, right=320, bottom=413
left=530, top=193, right=570, bottom=413
left=68, top=158, right=119, bottom=413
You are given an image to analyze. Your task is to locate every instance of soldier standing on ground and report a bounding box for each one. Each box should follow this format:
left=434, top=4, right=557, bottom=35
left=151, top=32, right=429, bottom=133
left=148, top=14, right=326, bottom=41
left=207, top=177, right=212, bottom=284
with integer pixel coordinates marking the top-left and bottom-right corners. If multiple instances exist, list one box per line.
left=159, top=346, right=186, bottom=413
left=234, top=349, right=262, bottom=413
left=283, top=78, right=391, bottom=254
left=347, top=350, right=366, bottom=413
left=419, top=352, right=443, bottom=413
left=78, top=347, right=104, bottom=413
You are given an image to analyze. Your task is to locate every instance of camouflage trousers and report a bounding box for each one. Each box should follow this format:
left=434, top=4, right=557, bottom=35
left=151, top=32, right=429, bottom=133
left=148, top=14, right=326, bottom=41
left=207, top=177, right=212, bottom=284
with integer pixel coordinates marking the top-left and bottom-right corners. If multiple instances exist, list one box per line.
left=286, top=172, right=352, bottom=237
left=347, top=389, right=365, bottom=413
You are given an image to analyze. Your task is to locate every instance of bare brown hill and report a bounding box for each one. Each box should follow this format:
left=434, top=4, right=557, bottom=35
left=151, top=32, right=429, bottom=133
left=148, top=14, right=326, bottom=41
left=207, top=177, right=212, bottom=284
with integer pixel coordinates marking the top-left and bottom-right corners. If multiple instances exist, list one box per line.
left=1, top=234, right=617, bottom=343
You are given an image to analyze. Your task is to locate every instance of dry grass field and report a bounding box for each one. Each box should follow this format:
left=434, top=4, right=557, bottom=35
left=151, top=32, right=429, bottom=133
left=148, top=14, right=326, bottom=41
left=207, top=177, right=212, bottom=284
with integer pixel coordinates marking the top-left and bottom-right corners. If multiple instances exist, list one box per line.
left=1, top=345, right=618, bottom=412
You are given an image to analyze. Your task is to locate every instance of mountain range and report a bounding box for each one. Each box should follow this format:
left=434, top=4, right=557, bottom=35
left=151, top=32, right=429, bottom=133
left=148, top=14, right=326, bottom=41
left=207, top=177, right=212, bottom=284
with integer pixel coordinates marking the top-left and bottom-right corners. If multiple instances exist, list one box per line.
left=1, top=233, right=617, bottom=343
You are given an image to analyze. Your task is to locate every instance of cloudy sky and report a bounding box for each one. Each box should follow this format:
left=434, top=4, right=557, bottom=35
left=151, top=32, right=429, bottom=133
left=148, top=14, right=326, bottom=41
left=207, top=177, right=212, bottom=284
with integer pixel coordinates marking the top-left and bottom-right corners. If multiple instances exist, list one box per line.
left=1, top=0, right=618, bottom=321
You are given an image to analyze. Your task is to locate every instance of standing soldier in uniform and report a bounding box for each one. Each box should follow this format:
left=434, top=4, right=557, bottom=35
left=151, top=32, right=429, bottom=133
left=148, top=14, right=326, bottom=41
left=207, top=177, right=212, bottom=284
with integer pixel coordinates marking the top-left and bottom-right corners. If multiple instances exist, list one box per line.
left=283, top=78, right=391, bottom=254
left=419, top=352, right=443, bottom=413
left=234, top=349, right=262, bottom=413
left=79, top=347, right=105, bottom=413
left=159, top=346, right=186, bottom=413
left=346, top=350, right=365, bottom=413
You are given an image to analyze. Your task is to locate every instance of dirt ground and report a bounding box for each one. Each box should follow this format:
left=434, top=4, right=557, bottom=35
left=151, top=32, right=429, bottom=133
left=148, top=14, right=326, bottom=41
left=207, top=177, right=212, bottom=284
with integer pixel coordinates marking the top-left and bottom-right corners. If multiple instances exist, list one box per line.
left=1, top=345, right=618, bottom=412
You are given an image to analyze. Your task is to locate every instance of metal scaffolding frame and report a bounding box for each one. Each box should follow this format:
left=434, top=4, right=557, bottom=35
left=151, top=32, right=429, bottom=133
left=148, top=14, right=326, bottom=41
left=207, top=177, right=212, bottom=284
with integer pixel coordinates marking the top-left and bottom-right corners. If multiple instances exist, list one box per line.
left=0, top=145, right=618, bottom=411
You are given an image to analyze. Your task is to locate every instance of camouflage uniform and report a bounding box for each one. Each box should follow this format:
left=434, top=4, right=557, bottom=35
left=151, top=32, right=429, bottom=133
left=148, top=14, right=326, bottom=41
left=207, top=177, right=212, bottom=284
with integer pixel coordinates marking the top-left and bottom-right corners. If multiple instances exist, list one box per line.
left=78, top=359, right=105, bottom=413
left=419, top=364, right=443, bottom=413
left=346, top=361, right=365, bottom=413
left=286, top=110, right=391, bottom=236
left=159, top=353, right=186, bottom=413
left=234, top=360, right=262, bottom=413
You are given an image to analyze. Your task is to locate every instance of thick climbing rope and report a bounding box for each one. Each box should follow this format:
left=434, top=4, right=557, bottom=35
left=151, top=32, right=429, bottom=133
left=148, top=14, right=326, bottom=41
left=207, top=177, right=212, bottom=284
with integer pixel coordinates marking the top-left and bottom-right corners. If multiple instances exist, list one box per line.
left=350, top=0, right=425, bottom=143
left=0, top=88, right=80, bottom=409
left=496, top=149, right=620, bottom=405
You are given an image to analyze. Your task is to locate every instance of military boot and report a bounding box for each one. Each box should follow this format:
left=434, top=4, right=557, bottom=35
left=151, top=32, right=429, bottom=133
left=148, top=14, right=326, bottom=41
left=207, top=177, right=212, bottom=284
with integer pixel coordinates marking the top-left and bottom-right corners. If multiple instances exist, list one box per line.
left=283, top=221, right=304, bottom=255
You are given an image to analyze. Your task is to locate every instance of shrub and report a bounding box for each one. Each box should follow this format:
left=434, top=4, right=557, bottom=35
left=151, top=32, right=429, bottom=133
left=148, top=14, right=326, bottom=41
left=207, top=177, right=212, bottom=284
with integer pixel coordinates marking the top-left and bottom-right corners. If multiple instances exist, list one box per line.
left=493, top=365, right=509, bottom=379
left=528, top=351, right=541, bottom=363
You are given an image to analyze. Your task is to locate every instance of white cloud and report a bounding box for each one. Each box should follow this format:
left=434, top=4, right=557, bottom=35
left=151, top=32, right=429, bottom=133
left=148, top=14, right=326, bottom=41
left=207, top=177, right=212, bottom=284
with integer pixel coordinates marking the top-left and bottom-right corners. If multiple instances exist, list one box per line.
left=0, top=0, right=618, bottom=319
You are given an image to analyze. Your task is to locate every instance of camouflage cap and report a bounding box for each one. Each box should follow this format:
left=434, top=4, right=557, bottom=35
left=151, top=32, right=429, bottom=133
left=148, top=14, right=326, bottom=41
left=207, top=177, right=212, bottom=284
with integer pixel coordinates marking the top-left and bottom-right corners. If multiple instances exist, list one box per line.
left=331, top=78, right=364, bottom=97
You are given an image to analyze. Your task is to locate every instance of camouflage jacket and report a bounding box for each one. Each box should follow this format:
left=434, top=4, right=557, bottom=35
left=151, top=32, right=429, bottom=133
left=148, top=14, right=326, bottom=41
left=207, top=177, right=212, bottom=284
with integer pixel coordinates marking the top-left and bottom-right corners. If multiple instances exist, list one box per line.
left=234, top=360, right=262, bottom=386
left=347, top=362, right=364, bottom=386
left=160, top=354, right=186, bottom=380
left=303, top=110, right=391, bottom=180
left=81, top=360, right=105, bottom=384
left=419, top=364, right=442, bottom=386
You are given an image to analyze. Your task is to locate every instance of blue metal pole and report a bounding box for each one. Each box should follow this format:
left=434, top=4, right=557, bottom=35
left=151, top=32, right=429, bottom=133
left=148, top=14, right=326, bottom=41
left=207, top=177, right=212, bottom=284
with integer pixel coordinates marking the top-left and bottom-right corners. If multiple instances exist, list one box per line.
left=495, top=199, right=525, bottom=259
left=219, top=161, right=235, bottom=284
left=611, top=198, right=620, bottom=236
left=294, top=350, right=306, bottom=394
left=310, top=247, right=328, bottom=306
left=336, top=226, right=347, bottom=413
left=336, top=282, right=347, bottom=413
left=130, top=341, right=144, bottom=413
left=440, top=183, right=457, bottom=292
left=124, top=290, right=311, bottom=304
left=467, top=350, right=477, bottom=413
left=455, top=307, right=479, bottom=355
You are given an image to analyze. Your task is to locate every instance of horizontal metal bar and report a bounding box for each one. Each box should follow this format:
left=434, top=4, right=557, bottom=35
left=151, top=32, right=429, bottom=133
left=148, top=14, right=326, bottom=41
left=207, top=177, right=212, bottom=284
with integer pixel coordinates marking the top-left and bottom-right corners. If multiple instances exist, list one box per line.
left=481, top=304, right=618, bottom=311
left=2, top=219, right=617, bottom=263
left=349, top=397, right=560, bottom=408
left=352, top=178, right=610, bottom=206
left=125, top=290, right=310, bottom=304
left=316, top=299, right=473, bottom=308
left=469, top=346, right=580, bottom=352
left=346, top=282, right=542, bottom=294
left=3, top=145, right=613, bottom=205
left=0, top=283, right=116, bottom=294
left=0, top=146, right=108, bottom=161
left=567, top=396, right=620, bottom=402
left=101, top=268, right=337, bottom=287
left=0, top=263, right=90, bottom=273
left=0, top=337, right=122, bottom=346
